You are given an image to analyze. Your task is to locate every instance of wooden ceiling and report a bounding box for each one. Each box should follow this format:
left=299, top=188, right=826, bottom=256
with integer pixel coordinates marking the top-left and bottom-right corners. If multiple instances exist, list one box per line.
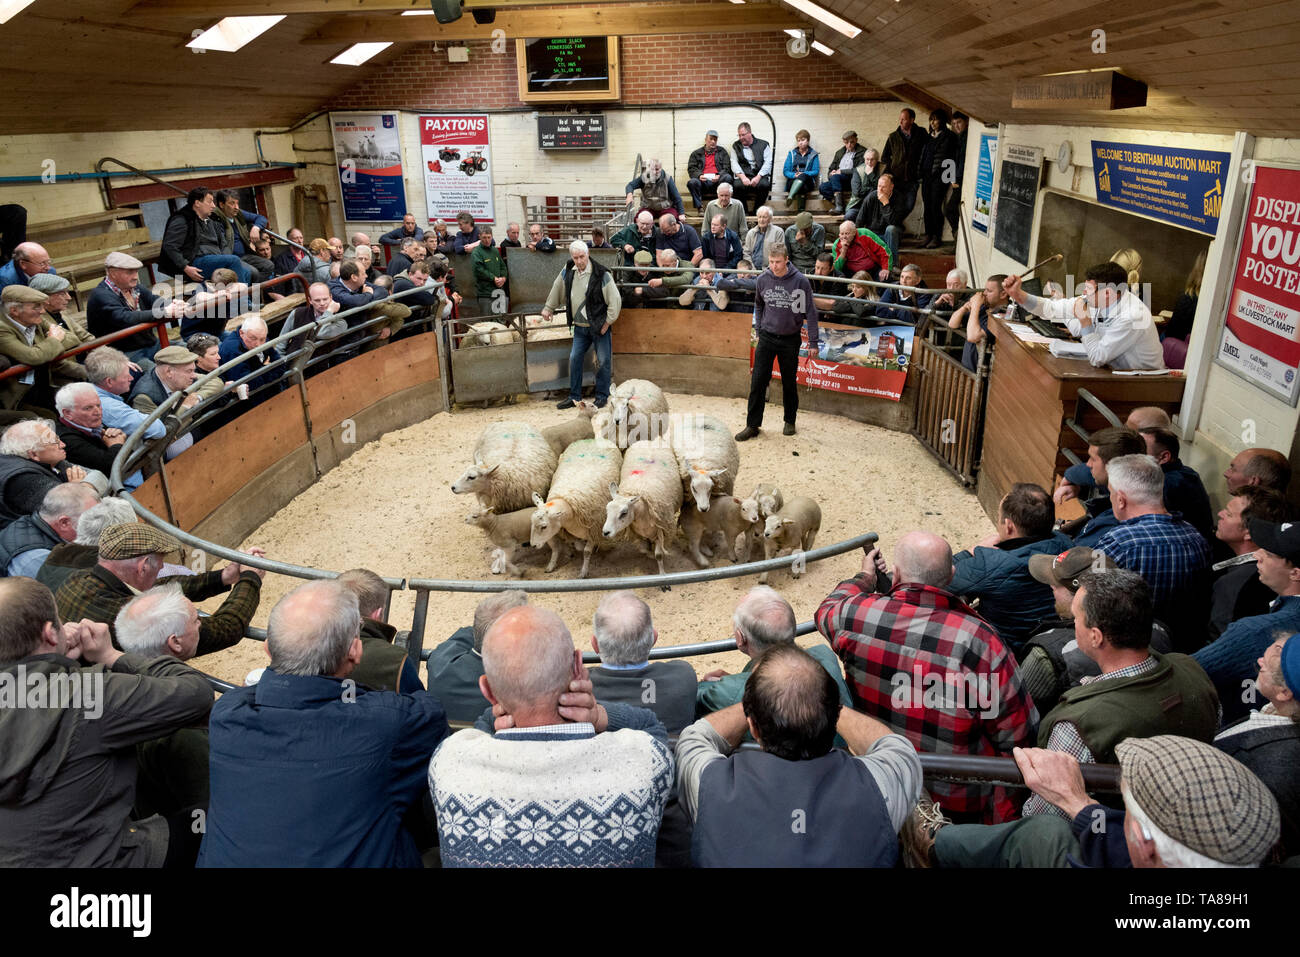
left=5, top=0, right=1300, bottom=136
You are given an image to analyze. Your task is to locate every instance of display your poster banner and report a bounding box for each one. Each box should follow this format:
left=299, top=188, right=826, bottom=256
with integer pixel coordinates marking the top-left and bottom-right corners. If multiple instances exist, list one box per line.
left=973, top=134, right=997, bottom=234
left=330, top=112, right=407, bottom=222
left=420, top=114, right=495, bottom=224
left=751, top=323, right=915, bottom=401
left=1216, top=165, right=1300, bottom=406
left=1091, top=140, right=1230, bottom=236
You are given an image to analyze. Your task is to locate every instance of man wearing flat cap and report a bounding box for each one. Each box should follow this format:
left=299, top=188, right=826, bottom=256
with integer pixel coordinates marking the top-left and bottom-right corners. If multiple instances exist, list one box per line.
left=56, top=521, right=266, bottom=656
left=0, top=284, right=87, bottom=410
left=86, top=251, right=184, bottom=368
left=30, top=272, right=94, bottom=349
left=1195, top=516, right=1300, bottom=724
left=820, top=130, right=866, bottom=216
left=128, top=345, right=201, bottom=416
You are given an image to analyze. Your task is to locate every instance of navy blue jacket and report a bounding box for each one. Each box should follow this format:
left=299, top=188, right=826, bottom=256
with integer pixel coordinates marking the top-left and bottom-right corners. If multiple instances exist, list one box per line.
left=199, top=669, right=448, bottom=867
left=1072, top=507, right=1120, bottom=549
left=872, top=283, right=934, bottom=324
left=655, top=223, right=703, bottom=263
left=950, top=532, right=1072, bottom=652
left=425, top=626, right=490, bottom=723
left=701, top=228, right=742, bottom=270
left=218, top=331, right=282, bottom=398
left=381, top=225, right=425, bottom=246
left=86, top=281, right=160, bottom=355
left=1068, top=804, right=1131, bottom=867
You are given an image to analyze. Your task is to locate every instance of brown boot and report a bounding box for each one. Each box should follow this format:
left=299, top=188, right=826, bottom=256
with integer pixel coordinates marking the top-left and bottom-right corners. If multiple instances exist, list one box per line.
left=900, top=793, right=951, bottom=868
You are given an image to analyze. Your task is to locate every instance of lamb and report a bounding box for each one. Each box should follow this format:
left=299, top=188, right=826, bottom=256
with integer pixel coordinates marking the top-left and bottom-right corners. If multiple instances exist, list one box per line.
left=671, top=412, right=740, bottom=511
left=530, top=439, right=624, bottom=578
left=738, top=484, right=784, bottom=525
left=602, top=440, right=684, bottom=582
left=758, top=495, right=822, bottom=584
left=465, top=503, right=566, bottom=577
left=595, top=378, right=670, bottom=449
left=540, top=401, right=597, bottom=458
left=451, top=421, right=558, bottom=514
left=461, top=320, right=520, bottom=348
left=679, top=494, right=759, bottom=568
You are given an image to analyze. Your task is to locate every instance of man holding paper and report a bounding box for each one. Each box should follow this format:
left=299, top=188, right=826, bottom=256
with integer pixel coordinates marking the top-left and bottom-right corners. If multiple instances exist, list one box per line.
left=1004, top=261, right=1164, bottom=370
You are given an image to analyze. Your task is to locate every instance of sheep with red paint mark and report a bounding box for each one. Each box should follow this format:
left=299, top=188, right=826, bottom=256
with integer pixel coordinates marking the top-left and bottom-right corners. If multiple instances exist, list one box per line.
left=603, top=439, right=684, bottom=582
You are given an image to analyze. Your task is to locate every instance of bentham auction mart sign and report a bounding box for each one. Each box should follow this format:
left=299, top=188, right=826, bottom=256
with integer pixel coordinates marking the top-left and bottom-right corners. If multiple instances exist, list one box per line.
left=1217, top=165, right=1300, bottom=405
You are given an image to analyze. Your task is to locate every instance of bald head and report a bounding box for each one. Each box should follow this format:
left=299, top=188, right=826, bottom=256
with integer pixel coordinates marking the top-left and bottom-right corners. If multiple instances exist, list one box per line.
left=1226, top=447, right=1292, bottom=493
left=13, top=242, right=51, bottom=279
left=893, top=531, right=954, bottom=588
left=481, top=606, right=576, bottom=714
left=266, top=580, right=361, bottom=677
left=1124, top=406, right=1171, bottom=432
left=733, top=585, right=796, bottom=657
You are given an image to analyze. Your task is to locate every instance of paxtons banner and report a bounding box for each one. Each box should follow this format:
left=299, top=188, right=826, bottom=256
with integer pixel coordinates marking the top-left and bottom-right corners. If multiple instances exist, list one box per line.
left=752, top=323, right=915, bottom=402
left=330, top=112, right=407, bottom=222
left=1217, top=165, right=1300, bottom=405
left=420, top=113, right=494, bottom=225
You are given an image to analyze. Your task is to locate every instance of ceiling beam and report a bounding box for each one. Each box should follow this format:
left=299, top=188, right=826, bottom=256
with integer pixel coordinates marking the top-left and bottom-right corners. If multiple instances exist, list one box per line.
left=300, top=2, right=798, bottom=42
left=129, top=0, right=653, bottom=16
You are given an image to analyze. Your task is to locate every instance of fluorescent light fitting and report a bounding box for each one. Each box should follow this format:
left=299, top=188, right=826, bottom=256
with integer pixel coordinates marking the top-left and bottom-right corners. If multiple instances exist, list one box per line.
left=331, top=42, right=394, bottom=66
left=812, top=40, right=834, bottom=55
left=729, top=0, right=745, bottom=4
left=187, top=15, right=286, bottom=52
left=0, top=0, right=38, bottom=25
left=784, top=28, right=802, bottom=37
left=779, top=0, right=861, bottom=38
left=401, top=9, right=436, bottom=13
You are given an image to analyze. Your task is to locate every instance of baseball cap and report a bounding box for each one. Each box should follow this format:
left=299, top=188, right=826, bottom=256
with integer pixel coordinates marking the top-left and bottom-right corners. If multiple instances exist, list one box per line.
left=1027, top=546, right=1116, bottom=590
left=1248, top=518, right=1300, bottom=563
left=153, top=346, right=200, bottom=365
left=104, top=251, right=144, bottom=270
left=98, top=522, right=181, bottom=560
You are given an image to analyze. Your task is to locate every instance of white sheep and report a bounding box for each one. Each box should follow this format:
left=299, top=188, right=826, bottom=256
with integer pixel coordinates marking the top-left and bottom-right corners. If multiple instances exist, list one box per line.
left=595, top=378, right=670, bottom=449
left=462, top=320, right=520, bottom=348
left=541, top=401, right=597, bottom=458
left=671, top=412, right=740, bottom=511
left=530, top=439, right=624, bottom=578
left=679, top=494, right=758, bottom=568
left=465, top=503, right=566, bottom=578
left=758, top=495, right=822, bottom=584
left=738, top=484, right=784, bottom=525
left=602, top=440, right=684, bottom=582
left=451, top=421, right=558, bottom=514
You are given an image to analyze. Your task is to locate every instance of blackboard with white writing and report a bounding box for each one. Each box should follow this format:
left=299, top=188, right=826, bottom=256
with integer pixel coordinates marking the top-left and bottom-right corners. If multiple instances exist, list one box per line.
left=993, top=146, right=1043, bottom=266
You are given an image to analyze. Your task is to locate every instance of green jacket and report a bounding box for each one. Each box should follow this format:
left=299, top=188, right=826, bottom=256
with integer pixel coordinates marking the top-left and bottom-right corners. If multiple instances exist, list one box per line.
left=471, top=243, right=507, bottom=298
left=350, top=618, right=419, bottom=694
left=1037, top=651, right=1219, bottom=763
left=696, top=641, right=852, bottom=716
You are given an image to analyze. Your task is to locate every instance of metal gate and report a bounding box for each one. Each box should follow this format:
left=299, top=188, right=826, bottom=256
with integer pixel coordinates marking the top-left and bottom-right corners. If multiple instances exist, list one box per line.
left=447, top=315, right=529, bottom=405
left=910, top=331, right=988, bottom=486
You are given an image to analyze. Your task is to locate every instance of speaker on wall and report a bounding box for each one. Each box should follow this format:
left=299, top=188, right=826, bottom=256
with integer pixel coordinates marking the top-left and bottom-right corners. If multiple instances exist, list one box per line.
left=430, top=0, right=463, bottom=24
left=471, top=8, right=496, bottom=24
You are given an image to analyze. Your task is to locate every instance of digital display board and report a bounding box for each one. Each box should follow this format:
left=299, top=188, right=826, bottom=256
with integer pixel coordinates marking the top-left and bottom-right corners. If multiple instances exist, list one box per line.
left=517, top=37, right=620, bottom=102
left=538, top=114, right=606, bottom=150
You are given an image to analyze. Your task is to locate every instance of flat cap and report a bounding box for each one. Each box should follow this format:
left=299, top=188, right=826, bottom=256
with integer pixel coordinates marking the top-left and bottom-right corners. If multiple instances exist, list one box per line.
left=98, top=522, right=181, bottom=560
left=153, top=345, right=200, bottom=365
left=633, top=250, right=654, bottom=266
left=104, top=251, right=143, bottom=270
left=842, top=130, right=858, bottom=140
left=794, top=211, right=815, bottom=232
left=28, top=273, right=70, bottom=295
left=1116, top=735, right=1280, bottom=866
left=1, top=285, right=47, bottom=305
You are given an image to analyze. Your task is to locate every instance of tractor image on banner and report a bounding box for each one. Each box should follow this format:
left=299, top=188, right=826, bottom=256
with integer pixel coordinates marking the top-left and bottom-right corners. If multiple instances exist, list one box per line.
left=420, top=113, right=495, bottom=224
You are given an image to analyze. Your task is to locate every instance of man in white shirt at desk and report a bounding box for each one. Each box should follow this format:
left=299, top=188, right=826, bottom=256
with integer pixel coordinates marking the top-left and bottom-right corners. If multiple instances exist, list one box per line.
left=1003, top=261, right=1164, bottom=370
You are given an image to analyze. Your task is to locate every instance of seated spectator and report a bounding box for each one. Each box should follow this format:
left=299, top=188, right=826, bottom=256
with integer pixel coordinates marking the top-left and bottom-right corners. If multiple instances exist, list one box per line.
left=702, top=214, right=742, bottom=270
left=0, top=241, right=55, bottom=293
left=470, top=226, right=507, bottom=315
left=429, top=605, right=673, bottom=867
left=87, top=251, right=181, bottom=368
left=1023, top=569, right=1219, bottom=819
left=654, top=249, right=694, bottom=295
left=686, top=130, right=734, bottom=210
left=698, top=585, right=850, bottom=715
left=335, top=567, right=422, bottom=693
left=854, top=173, right=903, bottom=265
left=831, top=271, right=876, bottom=325
left=249, top=235, right=282, bottom=293
left=525, top=223, right=555, bottom=253
left=819, top=130, right=866, bottom=215
left=928, top=268, right=968, bottom=323
left=947, top=273, right=1008, bottom=373
left=1057, top=406, right=1170, bottom=503
left=30, top=273, right=94, bottom=350
left=625, top=157, right=684, bottom=219
left=702, top=182, right=747, bottom=239
left=655, top=213, right=703, bottom=267
left=218, top=316, right=282, bottom=405
left=926, top=736, right=1280, bottom=868
left=294, top=238, right=334, bottom=286
left=1214, top=633, right=1300, bottom=857
left=588, top=590, right=697, bottom=734
left=352, top=243, right=381, bottom=282
left=732, top=122, right=773, bottom=214
left=589, top=224, right=612, bottom=250
left=1196, top=518, right=1300, bottom=725
left=1133, top=427, right=1214, bottom=541
left=427, top=590, right=527, bottom=722
left=678, top=259, right=729, bottom=311
left=35, top=495, right=135, bottom=593
left=0, top=285, right=86, bottom=412
left=621, top=250, right=666, bottom=308
left=175, top=267, right=251, bottom=340
left=949, top=482, right=1071, bottom=653
left=0, top=419, right=92, bottom=527
left=281, top=281, right=350, bottom=371
left=816, top=533, right=1037, bottom=823
left=0, top=482, right=98, bottom=577
left=784, top=211, right=825, bottom=274
left=742, top=206, right=784, bottom=271
left=425, top=221, right=455, bottom=258
left=212, top=190, right=271, bottom=284
left=1019, top=547, right=1173, bottom=714
left=845, top=148, right=882, bottom=219
left=128, top=346, right=202, bottom=427
left=1224, top=446, right=1292, bottom=494
left=380, top=214, right=425, bottom=247
left=349, top=230, right=377, bottom=259
left=83, top=346, right=168, bottom=456
left=833, top=219, right=890, bottom=282
left=677, top=643, right=922, bottom=866
left=610, top=210, right=658, bottom=268
left=185, top=334, right=230, bottom=405
left=391, top=259, right=442, bottom=315
left=1093, top=454, right=1211, bottom=651
left=160, top=187, right=252, bottom=285
left=873, top=263, right=934, bottom=323
left=328, top=258, right=387, bottom=319
left=327, top=236, right=345, bottom=263
left=200, top=579, right=447, bottom=867
left=810, top=252, right=839, bottom=312
left=272, top=227, right=308, bottom=276
left=782, top=130, right=820, bottom=213
left=53, top=383, right=138, bottom=487
left=452, top=211, right=481, bottom=254
left=1209, top=487, right=1288, bottom=643
left=0, top=577, right=214, bottom=868
left=715, top=258, right=757, bottom=313
left=386, top=237, right=423, bottom=278
left=1061, top=426, right=1147, bottom=547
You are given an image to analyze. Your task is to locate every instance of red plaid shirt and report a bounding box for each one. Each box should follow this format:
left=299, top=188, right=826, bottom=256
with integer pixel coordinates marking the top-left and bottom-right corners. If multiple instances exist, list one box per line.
left=816, top=574, right=1039, bottom=823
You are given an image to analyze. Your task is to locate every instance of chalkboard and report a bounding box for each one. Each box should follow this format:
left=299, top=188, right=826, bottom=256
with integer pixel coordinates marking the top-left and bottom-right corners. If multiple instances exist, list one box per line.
left=993, top=146, right=1043, bottom=266
left=538, top=114, right=606, bottom=150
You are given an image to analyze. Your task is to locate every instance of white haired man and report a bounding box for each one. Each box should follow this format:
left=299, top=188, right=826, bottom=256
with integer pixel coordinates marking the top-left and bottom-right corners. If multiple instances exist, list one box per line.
left=541, top=240, right=622, bottom=411
left=624, top=157, right=684, bottom=220
left=0, top=419, right=91, bottom=527
left=0, top=481, right=99, bottom=577
left=429, top=605, right=673, bottom=867
left=200, top=579, right=449, bottom=867
left=53, top=382, right=141, bottom=489
left=218, top=315, right=282, bottom=406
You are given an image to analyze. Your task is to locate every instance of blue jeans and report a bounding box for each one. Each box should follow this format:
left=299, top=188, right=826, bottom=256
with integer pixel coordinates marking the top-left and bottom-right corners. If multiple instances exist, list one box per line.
left=568, top=322, right=611, bottom=402
left=192, top=255, right=252, bottom=285
left=882, top=225, right=901, bottom=267
left=819, top=172, right=851, bottom=202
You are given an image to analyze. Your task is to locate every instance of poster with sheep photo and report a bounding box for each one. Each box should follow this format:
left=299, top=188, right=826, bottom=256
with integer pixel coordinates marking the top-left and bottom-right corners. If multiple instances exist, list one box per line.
left=419, top=113, right=495, bottom=225
left=753, top=323, right=915, bottom=402
left=330, top=112, right=407, bottom=222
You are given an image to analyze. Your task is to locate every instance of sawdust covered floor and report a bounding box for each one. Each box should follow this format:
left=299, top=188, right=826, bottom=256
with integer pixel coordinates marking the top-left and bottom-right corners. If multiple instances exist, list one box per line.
left=198, top=391, right=995, bottom=686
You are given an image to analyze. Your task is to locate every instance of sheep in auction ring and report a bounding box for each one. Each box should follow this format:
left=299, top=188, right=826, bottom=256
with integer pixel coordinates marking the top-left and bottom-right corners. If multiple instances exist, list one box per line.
left=594, top=378, right=670, bottom=449
left=671, top=412, right=740, bottom=511
left=679, top=494, right=759, bottom=568
left=541, top=400, right=598, bottom=458
left=758, top=496, right=822, bottom=585
left=603, top=440, right=684, bottom=584
left=465, top=503, right=566, bottom=577
left=461, top=320, right=520, bottom=348
left=530, top=439, right=624, bottom=578
left=739, top=484, right=784, bottom=525
left=451, top=421, right=558, bottom=514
